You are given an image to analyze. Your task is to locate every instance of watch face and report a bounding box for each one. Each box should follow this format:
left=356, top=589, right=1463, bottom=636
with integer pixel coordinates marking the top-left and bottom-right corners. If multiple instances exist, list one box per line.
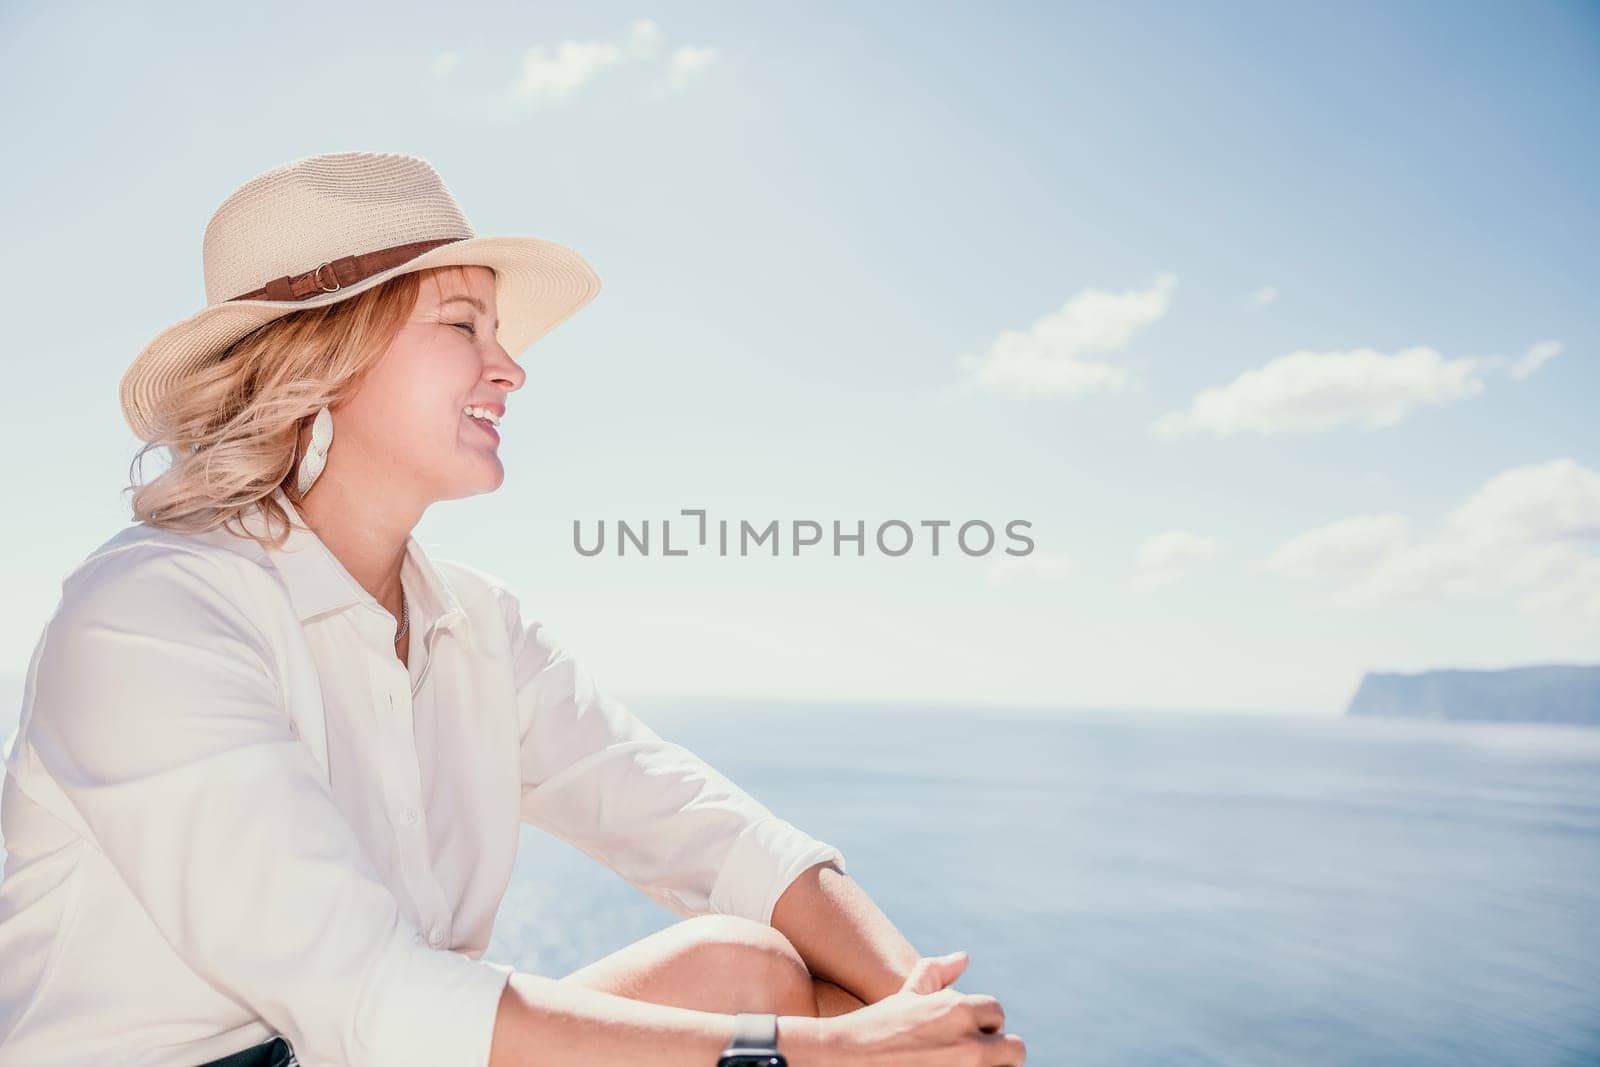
left=716, top=1057, right=785, bottom=1067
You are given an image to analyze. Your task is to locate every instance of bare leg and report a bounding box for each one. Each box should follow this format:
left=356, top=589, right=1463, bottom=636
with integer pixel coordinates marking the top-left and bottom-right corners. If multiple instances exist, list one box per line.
left=812, top=977, right=867, bottom=1017
left=558, top=915, right=820, bottom=1017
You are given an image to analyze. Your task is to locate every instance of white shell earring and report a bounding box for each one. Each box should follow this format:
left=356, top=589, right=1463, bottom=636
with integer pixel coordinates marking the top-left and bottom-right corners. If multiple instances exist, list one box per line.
left=296, top=405, right=334, bottom=497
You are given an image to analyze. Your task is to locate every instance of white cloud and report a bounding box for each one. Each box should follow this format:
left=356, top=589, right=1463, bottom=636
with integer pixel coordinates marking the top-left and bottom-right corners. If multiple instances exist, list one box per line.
left=506, top=19, right=712, bottom=105
left=987, top=551, right=1071, bottom=586
left=626, top=18, right=664, bottom=59
left=1266, top=459, right=1600, bottom=619
left=432, top=51, right=460, bottom=79
left=1471, top=340, right=1563, bottom=382
left=511, top=39, right=627, bottom=102
left=1133, top=529, right=1219, bottom=589
left=1446, top=456, right=1600, bottom=546
left=1247, top=285, right=1278, bottom=307
left=1509, top=340, right=1562, bottom=381
left=1264, top=514, right=1412, bottom=579
left=661, top=45, right=720, bottom=92
left=957, top=273, right=1176, bottom=398
left=1505, top=544, right=1600, bottom=615
left=1152, top=345, right=1486, bottom=438
left=1155, top=337, right=1566, bottom=439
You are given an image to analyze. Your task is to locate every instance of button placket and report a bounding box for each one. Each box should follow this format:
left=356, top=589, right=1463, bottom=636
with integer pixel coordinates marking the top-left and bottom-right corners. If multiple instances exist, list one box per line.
left=379, top=664, right=456, bottom=952
left=383, top=686, right=425, bottom=835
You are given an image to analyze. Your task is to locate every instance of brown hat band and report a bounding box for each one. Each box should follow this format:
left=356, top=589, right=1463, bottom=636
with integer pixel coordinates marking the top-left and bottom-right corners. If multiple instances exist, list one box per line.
left=226, top=236, right=467, bottom=303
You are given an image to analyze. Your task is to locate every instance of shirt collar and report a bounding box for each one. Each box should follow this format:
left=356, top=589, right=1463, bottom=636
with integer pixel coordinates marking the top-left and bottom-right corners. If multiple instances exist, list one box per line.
left=231, top=488, right=468, bottom=635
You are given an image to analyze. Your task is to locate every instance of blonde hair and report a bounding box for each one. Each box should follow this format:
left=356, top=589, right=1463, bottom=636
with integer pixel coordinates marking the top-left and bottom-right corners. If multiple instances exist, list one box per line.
left=126, top=263, right=479, bottom=553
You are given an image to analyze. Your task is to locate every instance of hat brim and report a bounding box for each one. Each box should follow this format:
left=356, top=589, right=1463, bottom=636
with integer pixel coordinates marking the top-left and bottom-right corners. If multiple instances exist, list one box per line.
left=119, top=234, right=601, bottom=443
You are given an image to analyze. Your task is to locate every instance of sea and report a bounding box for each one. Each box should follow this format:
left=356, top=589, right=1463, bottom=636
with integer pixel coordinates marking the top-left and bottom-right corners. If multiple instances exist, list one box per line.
left=4, top=696, right=1599, bottom=1065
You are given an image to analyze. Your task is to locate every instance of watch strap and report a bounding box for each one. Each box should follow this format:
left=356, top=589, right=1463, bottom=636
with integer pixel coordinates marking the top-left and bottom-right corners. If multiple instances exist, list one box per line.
left=725, top=1012, right=780, bottom=1052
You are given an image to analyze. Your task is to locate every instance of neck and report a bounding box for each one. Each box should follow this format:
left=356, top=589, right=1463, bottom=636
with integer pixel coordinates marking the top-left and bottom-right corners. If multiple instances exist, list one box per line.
left=292, top=471, right=421, bottom=631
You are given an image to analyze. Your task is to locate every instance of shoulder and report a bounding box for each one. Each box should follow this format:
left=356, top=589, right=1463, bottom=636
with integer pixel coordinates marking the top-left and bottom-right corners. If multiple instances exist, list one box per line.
left=55, top=521, right=291, bottom=641
left=431, top=556, right=512, bottom=601
left=67, top=523, right=250, bottom=596
left=430, top=557, right=567, bottom=668
left=432, top=556, right=527, bottom=620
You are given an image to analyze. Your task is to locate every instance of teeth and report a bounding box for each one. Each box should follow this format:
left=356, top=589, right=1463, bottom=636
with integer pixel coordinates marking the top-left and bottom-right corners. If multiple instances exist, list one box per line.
left=464, top=406, right=500, bottom=427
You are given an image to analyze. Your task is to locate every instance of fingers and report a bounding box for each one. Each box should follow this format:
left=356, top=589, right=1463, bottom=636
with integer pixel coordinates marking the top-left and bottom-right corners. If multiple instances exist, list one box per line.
left=979, top=1029, right=1028, bottom=1065
left=894, top=978, right=1023, bottom=1065
left=966, top=992, right=1005, bottom=1034
left=934, top=950, right=968, bottom=989
left=901, top=950, right=969, bottom=994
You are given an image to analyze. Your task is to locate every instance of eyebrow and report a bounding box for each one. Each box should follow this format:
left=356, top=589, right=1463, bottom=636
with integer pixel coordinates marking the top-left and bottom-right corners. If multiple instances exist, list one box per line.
left=441, top=295, right=499, bottom=328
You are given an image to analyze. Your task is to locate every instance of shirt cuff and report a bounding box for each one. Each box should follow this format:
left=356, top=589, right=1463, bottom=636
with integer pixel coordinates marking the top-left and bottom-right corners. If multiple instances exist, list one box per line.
left=709, top=815, right=849, bottom=926
left=356, top=925, right=515, bottom=1067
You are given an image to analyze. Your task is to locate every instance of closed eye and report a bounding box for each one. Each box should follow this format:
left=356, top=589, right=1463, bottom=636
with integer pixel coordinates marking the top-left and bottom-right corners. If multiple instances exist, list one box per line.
left=450, top=322, right=476, bottom=335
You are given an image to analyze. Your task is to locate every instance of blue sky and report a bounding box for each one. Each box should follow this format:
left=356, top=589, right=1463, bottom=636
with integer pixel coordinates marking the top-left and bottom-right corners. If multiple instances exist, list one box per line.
left=1, top=0, right=1595, bottom=714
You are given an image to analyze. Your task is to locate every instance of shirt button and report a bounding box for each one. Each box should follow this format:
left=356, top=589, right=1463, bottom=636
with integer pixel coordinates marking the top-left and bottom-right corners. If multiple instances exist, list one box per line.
left=401, top=807, right=420, bottom=826
left=427, top=925, right=447, bottom=948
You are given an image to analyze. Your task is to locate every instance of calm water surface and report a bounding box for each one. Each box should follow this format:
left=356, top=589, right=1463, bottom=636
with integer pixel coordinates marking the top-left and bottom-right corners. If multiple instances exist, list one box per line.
left=492, top=701, right=1600, bottom=1066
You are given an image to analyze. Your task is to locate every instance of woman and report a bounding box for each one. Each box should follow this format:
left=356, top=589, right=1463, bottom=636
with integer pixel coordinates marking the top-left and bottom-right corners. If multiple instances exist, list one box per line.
left=0, top=152, right=1025, bottom=1067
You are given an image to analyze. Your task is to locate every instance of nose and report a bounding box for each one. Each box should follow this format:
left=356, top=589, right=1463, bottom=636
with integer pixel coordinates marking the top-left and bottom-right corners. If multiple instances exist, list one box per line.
left=484, top=336, right=526, bottom=392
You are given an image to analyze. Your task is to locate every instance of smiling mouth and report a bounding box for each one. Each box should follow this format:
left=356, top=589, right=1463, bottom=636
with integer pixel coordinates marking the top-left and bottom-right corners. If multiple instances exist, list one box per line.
left=464, top=412, right=500, bottom=442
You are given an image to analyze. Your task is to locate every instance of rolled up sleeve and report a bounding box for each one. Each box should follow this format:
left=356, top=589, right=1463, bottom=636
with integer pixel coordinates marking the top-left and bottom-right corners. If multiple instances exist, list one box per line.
left=24, top=545, right=510, bottom=1067
left=502, top=591, right=847, bottom=926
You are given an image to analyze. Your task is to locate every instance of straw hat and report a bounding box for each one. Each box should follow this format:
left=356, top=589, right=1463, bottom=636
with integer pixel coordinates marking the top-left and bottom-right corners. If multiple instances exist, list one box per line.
left=119, top=150, right=602, bottom=443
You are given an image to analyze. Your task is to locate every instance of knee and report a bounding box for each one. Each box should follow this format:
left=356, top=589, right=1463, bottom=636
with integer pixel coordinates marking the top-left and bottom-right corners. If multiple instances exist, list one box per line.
left=676, top=914, right=817, bottom=1016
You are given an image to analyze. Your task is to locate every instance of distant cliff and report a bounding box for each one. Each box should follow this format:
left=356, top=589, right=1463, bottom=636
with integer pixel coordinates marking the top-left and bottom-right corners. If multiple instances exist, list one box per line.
left=1347, top=665, right=1600, bottom=725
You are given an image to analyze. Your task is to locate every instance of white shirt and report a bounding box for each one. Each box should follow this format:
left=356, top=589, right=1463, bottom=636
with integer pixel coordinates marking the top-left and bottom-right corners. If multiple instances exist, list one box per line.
left=0, top=488, right=846, bottom=1067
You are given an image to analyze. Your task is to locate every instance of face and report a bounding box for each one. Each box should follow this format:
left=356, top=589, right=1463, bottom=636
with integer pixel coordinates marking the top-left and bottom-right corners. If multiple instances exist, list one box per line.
left=328, top=265, right=525, bottom=505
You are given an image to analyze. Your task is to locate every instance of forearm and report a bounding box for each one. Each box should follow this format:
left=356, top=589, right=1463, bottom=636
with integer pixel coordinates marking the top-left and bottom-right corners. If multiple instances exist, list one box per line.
left=771, top=860, right=923, bottom=1005
left=489, top=972, right=834, bottom=1067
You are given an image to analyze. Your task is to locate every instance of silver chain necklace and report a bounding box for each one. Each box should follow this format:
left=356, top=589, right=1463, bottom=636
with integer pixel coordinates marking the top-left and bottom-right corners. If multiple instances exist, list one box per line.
left=395, top=589, right=409, bottom=643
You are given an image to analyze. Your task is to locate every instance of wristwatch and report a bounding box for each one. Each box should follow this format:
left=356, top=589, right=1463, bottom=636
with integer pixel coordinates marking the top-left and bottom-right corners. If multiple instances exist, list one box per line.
left=716, top=1012, right=786, bottom=1066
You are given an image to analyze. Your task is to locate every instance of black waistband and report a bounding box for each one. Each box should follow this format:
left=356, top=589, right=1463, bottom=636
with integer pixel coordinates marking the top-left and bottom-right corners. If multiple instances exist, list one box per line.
left=194, top=1035, right=296, bottom=1067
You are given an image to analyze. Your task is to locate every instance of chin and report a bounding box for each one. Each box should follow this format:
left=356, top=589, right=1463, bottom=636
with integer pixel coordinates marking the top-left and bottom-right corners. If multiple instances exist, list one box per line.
left=469, top=459, right=507, bottom=493
left=437, top=460, right=505, bottom=502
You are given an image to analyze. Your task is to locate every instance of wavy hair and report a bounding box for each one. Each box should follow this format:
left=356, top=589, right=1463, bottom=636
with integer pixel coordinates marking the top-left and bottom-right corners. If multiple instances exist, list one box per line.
left=126, top=264, right=478, bottom=554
